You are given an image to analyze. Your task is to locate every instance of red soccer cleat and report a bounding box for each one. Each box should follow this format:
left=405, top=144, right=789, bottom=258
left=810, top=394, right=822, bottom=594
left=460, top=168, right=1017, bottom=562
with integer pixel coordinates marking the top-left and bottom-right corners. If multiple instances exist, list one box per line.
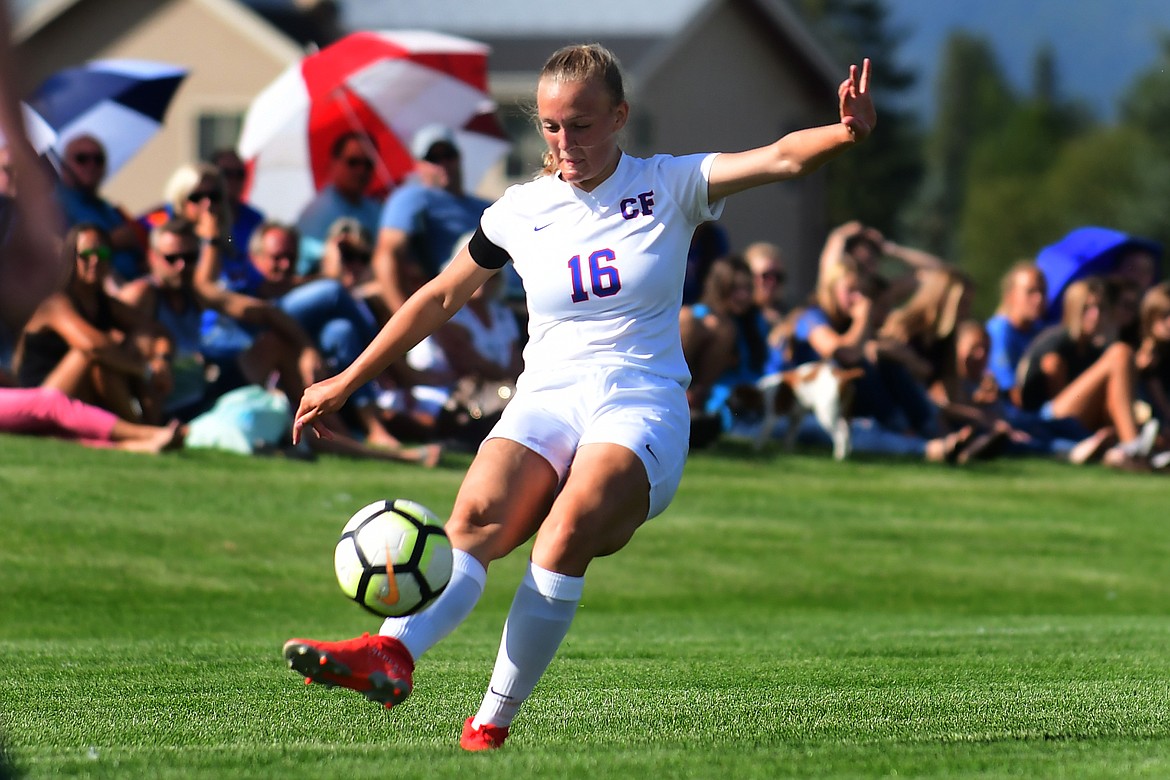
left=283, top=632, right=414, bottom=708
left=460, top=717, right=509, bottom=751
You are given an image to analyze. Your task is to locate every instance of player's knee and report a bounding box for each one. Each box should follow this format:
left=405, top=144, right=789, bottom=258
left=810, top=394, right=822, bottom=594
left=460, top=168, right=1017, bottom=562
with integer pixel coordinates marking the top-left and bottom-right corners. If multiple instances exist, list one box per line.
left=537, top=511, right=635, bottom=570
left=445, top=507, right=520, bottom=562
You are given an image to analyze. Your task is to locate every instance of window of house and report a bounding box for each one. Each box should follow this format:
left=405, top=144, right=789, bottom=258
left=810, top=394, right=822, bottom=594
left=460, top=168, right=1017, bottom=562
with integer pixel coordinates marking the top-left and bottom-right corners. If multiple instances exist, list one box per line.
left=197, top=112, right=244, bottom=161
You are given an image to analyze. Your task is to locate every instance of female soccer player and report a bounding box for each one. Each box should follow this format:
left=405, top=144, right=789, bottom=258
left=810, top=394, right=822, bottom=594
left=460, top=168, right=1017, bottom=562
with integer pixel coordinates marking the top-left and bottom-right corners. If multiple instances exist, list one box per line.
left=284, top=44, right=875, bottom=751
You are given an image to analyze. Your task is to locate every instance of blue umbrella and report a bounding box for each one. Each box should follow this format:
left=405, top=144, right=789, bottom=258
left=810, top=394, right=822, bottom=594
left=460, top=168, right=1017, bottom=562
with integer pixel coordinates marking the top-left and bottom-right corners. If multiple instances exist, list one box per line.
left=1035, top=226, right=1162, bottom=323
left=27, top=59, right=188, bottom=177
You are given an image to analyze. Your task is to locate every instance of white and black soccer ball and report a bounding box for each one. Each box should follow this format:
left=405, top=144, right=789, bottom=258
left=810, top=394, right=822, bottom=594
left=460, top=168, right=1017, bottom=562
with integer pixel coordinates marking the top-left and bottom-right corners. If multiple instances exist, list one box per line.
left=334, top=499, right=453, bottom=617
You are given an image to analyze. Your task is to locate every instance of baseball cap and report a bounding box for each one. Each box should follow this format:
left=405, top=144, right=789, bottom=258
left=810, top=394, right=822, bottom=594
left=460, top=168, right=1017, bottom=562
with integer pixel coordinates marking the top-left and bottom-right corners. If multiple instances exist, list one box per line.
left=410, top=124, right=458, bottom=161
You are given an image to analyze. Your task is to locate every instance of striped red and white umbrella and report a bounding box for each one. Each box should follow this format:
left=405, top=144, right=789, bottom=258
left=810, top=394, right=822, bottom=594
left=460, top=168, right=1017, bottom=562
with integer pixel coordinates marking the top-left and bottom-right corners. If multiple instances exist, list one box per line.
left=238, top=29, right=510, bottom=222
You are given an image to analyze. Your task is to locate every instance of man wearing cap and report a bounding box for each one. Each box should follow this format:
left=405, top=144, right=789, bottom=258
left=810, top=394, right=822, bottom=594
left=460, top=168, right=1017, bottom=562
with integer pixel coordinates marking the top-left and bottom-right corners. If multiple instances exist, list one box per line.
left=372, top=124, right=492, bottom=314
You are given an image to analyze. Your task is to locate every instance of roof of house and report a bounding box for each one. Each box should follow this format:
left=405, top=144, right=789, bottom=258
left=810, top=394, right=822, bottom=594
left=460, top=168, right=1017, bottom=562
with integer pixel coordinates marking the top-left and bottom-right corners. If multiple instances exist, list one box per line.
left=343, top=0, right=840, bottom=90
left=14, top=0, right=308, bottom=63
left=340, top=0, right=708, bottom=36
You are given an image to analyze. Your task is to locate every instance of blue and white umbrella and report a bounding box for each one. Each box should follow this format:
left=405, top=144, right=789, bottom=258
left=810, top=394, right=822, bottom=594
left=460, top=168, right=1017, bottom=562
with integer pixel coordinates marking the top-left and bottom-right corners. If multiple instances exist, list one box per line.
left=27, top=59, right=188, bottom=176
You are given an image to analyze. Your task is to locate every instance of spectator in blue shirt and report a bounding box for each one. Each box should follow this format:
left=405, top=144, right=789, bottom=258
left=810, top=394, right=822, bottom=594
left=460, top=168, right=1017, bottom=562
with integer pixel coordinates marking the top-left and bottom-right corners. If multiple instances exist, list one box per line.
left=295, top=131, right=383, bottom=277
left=985, top=261, right=1047, bottom=401
left=55, top=135, right=145, bottom=284
left=372, top=124, right=492, bottom=315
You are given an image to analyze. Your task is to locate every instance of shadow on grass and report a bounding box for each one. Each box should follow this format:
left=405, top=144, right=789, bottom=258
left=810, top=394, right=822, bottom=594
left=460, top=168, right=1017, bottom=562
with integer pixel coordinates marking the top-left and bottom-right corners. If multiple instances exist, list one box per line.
left=0, top=729, right=22, bottom=780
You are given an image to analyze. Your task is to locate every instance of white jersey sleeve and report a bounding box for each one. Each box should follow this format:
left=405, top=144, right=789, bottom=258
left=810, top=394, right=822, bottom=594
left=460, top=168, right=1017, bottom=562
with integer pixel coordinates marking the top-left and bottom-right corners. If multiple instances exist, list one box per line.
left=479, top=152, right=725, bottom=387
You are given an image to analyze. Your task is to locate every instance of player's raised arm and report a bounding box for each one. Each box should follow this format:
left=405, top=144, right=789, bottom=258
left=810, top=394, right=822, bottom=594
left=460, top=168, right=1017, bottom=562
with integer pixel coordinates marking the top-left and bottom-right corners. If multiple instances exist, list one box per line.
left=708, top=58, right=874, bottom=202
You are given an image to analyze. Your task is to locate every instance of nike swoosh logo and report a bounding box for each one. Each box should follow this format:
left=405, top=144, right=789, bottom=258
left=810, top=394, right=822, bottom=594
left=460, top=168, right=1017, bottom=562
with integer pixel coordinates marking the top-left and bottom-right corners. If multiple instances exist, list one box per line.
left=533, top=223, right=553, bottom=231
left=489, top=685, right=515, bottom=700
left=379, top=543, right=400, bottom=606
left=644, top=443, right=659, bottom=463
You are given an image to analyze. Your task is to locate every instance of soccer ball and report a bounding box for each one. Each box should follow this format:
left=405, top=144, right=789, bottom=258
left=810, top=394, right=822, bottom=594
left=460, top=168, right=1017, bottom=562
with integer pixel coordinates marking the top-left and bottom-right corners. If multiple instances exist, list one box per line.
left=334, top=499, right=453, bottom=617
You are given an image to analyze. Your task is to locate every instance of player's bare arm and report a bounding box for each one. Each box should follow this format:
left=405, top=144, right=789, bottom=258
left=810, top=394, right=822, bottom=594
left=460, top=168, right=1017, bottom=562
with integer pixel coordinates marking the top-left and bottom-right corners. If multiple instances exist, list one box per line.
left=708, top=59, right=873, bottom=202
left=293, top=249, right=496, bottom=442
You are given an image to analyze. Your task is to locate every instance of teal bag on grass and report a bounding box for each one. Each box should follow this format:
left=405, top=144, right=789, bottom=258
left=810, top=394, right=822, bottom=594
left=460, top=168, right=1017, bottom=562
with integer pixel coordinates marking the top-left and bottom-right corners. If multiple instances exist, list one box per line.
left=184, top=385, right=292, bottom=455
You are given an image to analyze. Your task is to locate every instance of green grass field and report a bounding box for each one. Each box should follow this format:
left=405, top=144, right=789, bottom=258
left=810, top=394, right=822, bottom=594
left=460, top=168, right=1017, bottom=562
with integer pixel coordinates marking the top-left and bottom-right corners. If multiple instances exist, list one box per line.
left=2, top=434, right=1169, bottom=779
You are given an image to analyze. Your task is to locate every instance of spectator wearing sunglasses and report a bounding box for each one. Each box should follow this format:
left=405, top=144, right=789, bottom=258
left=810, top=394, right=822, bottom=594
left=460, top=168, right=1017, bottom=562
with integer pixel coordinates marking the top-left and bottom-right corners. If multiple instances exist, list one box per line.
left=295, top=131, right=384, bottom=278
left=120, top=216, right=326, bottom=427
left=55, top=134, right=146, bottom=284
left=744, top=241, right=789, bottom=330
left=141, top=162, right=263, bottom=295
left=14, top=222, right=173, bottom=423
left=372, top=124, right=493, bottom=315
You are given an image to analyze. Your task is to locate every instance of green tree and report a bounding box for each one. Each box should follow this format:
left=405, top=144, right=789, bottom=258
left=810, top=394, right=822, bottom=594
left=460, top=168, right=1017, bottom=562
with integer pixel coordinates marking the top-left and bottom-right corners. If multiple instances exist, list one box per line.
left=926, top=40, right=1106, bottom=316
left=1119, top=35, right=1170, bottom=138
left=902, top=32, right=1015, bottom=258
left=792, top=0, right=923, bottom=234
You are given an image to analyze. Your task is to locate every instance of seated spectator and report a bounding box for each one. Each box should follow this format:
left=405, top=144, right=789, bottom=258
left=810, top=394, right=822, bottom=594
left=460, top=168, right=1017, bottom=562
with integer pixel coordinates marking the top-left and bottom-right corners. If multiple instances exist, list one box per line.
left=932, top=319, right=1112, bottom=463
left=208, top=147, right=265, bottom=254
left=878, top=266, right=973, bottom=390
left=121, top=218, right=437, bottom=466
left=244, top=221, right=415, bottom=451
left=679, top=255, right=771, bottom=434
left=320, top=217, right=382, bottom=317
left=744, top=241, right=788, bottom=330
left=54, top=134, right=145, bottom=284
left=0, top=384, right=182, bottom=452
left=15, top=223, right=173, bottom=423
left=373, top=124, right=491, bottom=315
left=818, top=220, right=947, bottom=326
left=296, top=131, right=383, bottom=277
left=787, top=256, right=936, bottom=439
left=986, top=260, right=1048, bottom=399
left=1015, top=277, right=1158, bottom=467
left=1136, top=282, right=1170, bottom=427
left=119, top=217, right=236, bottom=420
left=140, top=162, right=250, bottom=279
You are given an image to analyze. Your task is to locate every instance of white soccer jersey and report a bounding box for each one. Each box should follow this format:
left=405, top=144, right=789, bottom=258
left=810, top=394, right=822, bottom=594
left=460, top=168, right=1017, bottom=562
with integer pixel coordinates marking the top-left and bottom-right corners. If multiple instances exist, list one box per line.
left=478, top=152, right=725, bottom=387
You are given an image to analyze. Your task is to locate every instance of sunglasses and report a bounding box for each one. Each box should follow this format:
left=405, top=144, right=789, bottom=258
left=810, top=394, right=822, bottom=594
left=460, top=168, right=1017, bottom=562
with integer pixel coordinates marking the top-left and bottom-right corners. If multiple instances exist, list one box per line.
left=344, top=156, right=374, bottom=170
left=187, top=190, right=222, bottom=204
left=71, top=152, right=106, bottom=166
left=756, top=271, right=786, bottom=283
left=161, top=251, right=199, bottom=265
left=340, top=246, right=371, bottom=264
left=77, top=246, right=112, bottom=262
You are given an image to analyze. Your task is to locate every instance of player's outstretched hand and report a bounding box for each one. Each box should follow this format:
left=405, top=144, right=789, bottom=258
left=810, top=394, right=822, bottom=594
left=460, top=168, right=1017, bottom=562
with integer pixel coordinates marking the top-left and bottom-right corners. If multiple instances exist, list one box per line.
left=839, top=58, right=875, bottom=142
left=292, top=374, right=350, bottom=444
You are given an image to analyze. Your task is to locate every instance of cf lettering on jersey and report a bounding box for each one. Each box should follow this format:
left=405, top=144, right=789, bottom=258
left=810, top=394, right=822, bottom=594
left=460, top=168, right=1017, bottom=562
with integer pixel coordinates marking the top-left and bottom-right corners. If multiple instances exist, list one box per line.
left=619, top=190, right=655, bottom=220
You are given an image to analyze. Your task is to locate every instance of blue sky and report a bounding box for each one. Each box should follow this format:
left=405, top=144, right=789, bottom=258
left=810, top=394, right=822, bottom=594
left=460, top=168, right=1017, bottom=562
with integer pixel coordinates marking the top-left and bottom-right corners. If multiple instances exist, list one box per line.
left=885, top=0, right=1168, bottom=121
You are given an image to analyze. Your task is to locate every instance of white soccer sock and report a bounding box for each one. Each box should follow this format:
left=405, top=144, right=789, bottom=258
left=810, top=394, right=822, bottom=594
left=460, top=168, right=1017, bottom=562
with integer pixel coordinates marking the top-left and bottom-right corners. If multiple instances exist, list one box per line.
left=472, top=562, right=584, bottom=729
left=379, top=548, right=487, bottom=660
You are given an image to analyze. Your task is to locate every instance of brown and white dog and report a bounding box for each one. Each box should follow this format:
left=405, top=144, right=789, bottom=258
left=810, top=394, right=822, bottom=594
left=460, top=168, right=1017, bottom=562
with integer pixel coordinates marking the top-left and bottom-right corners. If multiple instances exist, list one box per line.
left=751, top=362, right=866, bottom=460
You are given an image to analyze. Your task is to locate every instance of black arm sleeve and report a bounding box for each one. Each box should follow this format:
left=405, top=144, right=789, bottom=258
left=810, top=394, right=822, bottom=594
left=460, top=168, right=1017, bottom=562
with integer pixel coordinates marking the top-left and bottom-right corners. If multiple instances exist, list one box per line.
left=468, top=224, right=512, bottom=270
